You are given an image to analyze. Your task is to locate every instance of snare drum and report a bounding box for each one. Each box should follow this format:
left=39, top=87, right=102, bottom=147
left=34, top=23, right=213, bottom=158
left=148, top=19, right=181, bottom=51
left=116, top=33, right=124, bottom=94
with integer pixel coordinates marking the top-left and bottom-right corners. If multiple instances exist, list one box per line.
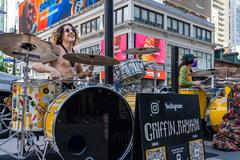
left=114, top=60, right=145, bottom=84
left=11, top=79, right=62, bottom=132
left=44, top=86, right=133, bottom=160
left=179, top=88, right=206, bottom=120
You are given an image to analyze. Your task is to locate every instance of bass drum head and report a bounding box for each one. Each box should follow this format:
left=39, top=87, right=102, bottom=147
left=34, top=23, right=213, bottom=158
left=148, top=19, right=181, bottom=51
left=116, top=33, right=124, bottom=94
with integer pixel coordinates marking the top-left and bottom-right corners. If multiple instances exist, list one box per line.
left=54, top=86, right=133, bottom=160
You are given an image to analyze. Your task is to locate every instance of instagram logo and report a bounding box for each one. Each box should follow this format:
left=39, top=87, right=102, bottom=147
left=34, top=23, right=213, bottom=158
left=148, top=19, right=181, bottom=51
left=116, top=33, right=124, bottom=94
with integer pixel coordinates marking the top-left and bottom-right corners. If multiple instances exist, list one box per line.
left=151, top=102, right=159, bottom=115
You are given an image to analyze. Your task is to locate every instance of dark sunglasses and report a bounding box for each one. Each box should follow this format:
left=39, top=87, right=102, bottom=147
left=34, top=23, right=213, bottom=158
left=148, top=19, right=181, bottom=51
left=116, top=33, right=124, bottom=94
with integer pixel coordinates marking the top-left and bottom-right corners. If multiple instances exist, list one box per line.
left=64, top=28, right=75, bottom=33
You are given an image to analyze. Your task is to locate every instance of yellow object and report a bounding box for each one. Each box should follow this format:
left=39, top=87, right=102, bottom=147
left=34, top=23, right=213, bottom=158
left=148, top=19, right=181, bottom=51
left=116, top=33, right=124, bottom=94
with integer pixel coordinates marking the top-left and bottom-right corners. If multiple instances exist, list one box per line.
left=11, top=80, right=60, bottom=132
left=124, top=93, right=136, bottom=112
left=224, top=86, right=231, bottom=97
left=206, top=97, right=228, bottom=133
left=44, top=92, right=69, bottom=138
left=179, top=89, right=206, bottom=119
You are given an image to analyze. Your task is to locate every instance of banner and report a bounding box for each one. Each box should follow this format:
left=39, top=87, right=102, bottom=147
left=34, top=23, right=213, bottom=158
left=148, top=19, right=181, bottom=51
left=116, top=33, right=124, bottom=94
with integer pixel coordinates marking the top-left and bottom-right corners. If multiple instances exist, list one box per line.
left=144, top=69, right=166, bottom=80
left=133, top=93, right=205, bottom=160
left=135, top=33, right=165, bottom=64
left=19, top=0, right=99, bottom=33
left=101, top=34, right=127, bottom=61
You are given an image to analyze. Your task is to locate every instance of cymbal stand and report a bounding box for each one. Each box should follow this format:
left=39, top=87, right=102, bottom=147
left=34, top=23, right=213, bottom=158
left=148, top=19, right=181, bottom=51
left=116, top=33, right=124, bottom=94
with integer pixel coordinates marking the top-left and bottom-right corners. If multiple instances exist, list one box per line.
left=0, top=43, right=44, bottom=159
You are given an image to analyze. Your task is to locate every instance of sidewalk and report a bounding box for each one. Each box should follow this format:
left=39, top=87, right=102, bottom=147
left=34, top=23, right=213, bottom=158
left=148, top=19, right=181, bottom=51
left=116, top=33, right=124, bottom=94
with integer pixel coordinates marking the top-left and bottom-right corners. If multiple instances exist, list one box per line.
left=0, top=138, right=240, bottom=160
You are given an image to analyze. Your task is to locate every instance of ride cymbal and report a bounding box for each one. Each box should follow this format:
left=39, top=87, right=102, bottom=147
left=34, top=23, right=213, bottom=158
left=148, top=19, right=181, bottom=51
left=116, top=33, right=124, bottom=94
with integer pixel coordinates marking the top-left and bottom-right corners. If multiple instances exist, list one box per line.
left=191, top=67, right=237, bottom=77
left=0, top=33, right=58, bottom=63
left=63, top=53, right=120, bottom=66
left=122, top=47, right=160, bottom=55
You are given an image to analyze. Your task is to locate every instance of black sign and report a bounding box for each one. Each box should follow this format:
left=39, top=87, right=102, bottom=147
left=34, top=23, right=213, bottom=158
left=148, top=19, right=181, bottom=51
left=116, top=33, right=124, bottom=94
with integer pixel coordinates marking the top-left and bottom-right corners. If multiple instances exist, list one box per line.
left=133, top=93, right=205, bottom=160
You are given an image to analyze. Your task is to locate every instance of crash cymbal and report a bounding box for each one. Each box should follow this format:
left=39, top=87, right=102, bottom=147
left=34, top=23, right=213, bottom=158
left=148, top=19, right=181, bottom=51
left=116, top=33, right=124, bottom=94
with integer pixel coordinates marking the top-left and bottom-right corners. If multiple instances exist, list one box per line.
left=0, top=33, right=58, bottom=63
left=191, top=68, right=217, bottom=77
left=191, top=67, right=237, bottom=77
left=63, top=53, right=120, bottom=66
left=122, top=47, right=160, bottom=55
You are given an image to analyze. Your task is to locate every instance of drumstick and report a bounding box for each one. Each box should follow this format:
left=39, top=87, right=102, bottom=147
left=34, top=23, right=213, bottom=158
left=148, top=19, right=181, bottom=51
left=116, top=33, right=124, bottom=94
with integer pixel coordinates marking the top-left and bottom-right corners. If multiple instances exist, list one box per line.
left=200, top=76, right=212, bottom=84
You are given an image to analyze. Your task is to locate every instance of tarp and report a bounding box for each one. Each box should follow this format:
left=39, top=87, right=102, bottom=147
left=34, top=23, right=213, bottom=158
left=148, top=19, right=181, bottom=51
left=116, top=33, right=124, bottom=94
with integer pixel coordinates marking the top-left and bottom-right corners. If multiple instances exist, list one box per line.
left=0, top=72, right=19, bottom=92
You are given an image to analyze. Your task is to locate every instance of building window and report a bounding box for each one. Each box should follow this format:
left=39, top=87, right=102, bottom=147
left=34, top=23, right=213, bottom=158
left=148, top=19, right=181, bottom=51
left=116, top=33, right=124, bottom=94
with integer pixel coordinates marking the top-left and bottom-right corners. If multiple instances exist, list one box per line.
left=178, top=21, right=183, bottom=35
left=116, top=9, right=122, bottom=24
left=81, top=23, right=86, bottom=35
left=123, top=7, right=129, bottom=21
left=81, top=17, right=100, bottom=35
left=134, top=6, right=141, bottom=21
left=193, top=26, right=212, bottom=42
left=192, top=50, right=212, bottom=69
left=86, top=21, right=91, bottom=33
left=167, top=17, right=190, bottom=37
left=141, top=8, right=148, bottom=23
left=79, top=44, right=100, bottom=54
left=114, top=6, right=128, bottom=25
left=156, top=14, right=163, bottom=28
left=134, top=6, right=163, bottom=29
left=184, top=23, right=190, bottom=37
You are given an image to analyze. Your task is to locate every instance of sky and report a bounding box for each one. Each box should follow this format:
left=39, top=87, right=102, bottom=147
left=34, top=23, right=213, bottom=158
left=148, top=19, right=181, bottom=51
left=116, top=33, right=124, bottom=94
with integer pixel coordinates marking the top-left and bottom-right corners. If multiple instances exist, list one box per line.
left=5, top=0, right=20, bottom=32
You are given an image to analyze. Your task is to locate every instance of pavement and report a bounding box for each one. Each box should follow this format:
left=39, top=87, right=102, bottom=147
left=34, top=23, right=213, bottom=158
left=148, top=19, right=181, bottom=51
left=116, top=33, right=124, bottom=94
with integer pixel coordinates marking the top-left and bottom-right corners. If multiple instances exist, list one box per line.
left=0, top=137, right=239, bottom=160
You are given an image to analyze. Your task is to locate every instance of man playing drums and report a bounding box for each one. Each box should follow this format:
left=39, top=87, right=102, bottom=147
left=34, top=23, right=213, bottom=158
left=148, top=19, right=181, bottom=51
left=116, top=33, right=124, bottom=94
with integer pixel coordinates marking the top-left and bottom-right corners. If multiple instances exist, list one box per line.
left=178, top=53, right=201, bottom=88
left=32, top=23, right=93, bottom=89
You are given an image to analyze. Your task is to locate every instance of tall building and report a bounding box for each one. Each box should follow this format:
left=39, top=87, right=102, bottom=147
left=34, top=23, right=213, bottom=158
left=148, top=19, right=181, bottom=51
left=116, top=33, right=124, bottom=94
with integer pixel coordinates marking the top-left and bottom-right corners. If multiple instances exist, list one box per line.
left=0, top=0, right=6, bottom=32
left=33, top=0, right=215, bottom=87
left=229, top=0, right=240, bottom=52
left=212, top=0, right=230, bottom=47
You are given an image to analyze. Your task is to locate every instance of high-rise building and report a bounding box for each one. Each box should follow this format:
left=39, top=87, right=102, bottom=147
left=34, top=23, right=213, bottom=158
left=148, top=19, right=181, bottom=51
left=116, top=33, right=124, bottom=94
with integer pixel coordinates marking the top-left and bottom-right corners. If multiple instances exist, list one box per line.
left=229, top=0, right=240, bottom=52
left=212, top=0, right=230, bottom=47
left=0, top=0, right=6, bottom=32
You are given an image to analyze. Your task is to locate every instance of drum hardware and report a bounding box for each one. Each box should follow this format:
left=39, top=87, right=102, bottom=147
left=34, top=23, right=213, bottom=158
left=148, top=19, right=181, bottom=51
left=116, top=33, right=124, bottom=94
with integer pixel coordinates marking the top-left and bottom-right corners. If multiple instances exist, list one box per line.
left=0, top=37, right=52, bottom=159
left=42, top=86, right=133, bottom=160
left=191, top=67, right=237, bottom=78
left=122, top=47, right=160, bottom=55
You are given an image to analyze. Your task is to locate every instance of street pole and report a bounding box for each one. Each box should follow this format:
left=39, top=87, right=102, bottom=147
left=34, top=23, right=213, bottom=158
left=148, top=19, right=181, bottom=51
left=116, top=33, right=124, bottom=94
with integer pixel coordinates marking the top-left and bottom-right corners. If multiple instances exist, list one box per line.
left=104, top=0, right=113, bottom=84
left=171, top=46, right=179, bottom=93
left=13, top=24, right=17, bottom=75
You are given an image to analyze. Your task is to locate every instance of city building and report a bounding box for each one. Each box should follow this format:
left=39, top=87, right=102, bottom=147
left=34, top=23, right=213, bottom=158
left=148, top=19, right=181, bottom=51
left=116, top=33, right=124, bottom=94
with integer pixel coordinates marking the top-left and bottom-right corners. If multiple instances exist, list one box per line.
left=229, top=0, right=240, bottom=53
left=212, top=0, right=230, bottom=48
left=31, top=0, right=215, bottom=88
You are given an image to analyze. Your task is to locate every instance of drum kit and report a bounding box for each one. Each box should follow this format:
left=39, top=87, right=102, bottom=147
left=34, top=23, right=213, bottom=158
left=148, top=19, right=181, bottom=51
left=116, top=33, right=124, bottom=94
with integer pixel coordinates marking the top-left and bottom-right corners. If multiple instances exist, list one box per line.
left=181, top=66, right=239, bottom=134
left=0, top=33, right=151, bottom=159
left=114, top=47, right=160, bottom=94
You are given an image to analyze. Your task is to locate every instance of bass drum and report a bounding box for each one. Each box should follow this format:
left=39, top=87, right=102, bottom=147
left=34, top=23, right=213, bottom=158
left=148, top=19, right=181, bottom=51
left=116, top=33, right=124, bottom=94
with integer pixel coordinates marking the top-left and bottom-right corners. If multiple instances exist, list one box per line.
left=44, top=86, right=134, bottom=160
left=205, top=97, right=228, bottom=133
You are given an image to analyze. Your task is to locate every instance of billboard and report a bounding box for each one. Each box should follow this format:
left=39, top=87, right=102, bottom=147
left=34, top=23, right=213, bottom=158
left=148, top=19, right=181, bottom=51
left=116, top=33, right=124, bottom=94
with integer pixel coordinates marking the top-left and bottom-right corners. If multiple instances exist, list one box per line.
left=135, top=33, right=165, bottom=64
left=101, top=34, right=128, bottom=61
left=164, top=0, right=211, bottom=18
left=19, top=0, right=99, bottom=33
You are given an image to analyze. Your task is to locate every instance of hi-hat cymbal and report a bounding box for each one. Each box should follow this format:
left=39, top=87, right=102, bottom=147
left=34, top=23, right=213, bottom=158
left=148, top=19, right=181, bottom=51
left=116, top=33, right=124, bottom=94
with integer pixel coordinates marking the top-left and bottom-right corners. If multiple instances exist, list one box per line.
left=63, top=53, right=120, bottom=66
left=0, top=33, right=58, bottom=63
left=122, top=47, right=160, bottom=55
left=191, top=67, right=237, bottom=77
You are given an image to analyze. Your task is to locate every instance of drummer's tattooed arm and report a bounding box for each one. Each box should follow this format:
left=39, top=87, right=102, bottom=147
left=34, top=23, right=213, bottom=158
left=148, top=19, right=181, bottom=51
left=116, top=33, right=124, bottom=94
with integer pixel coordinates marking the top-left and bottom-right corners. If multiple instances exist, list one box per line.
left=76, top=63, right=93, bottom=79
left=32, top=62, right=61, bottom=79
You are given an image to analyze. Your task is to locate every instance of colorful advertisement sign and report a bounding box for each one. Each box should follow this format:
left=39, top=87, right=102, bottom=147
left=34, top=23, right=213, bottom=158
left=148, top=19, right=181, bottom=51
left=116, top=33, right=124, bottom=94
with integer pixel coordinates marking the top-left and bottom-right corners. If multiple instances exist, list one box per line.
left=135, top=33, right=165, bottom=64
left=100, top=34, right=127, bottom=80
left=100, top=34, right=127, bottom=61
left=144, top=69, right=166, bottom=80
left=19, top=0, right=99, bottom=33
